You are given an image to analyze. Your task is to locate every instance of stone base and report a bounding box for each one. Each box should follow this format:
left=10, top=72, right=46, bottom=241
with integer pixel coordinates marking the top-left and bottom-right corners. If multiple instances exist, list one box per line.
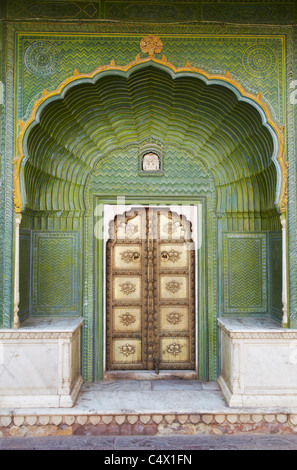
left=1, top=410, right=297, bottom=437
left=218, top=317, right=297, bottom=408
left=0, top=317, right=84, bottom=408
left=1, top=380, right=297, bottom=437
left=0, top=376, right=84, bottom=409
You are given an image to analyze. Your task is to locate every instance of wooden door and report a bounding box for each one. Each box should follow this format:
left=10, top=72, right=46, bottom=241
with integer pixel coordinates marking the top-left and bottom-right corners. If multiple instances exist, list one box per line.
left=106, top=207, right=196, bottom=373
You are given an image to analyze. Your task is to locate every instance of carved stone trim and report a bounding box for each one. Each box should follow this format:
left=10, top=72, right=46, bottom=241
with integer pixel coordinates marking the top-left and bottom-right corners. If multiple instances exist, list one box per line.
left=0, top=331, right=76, bottom=340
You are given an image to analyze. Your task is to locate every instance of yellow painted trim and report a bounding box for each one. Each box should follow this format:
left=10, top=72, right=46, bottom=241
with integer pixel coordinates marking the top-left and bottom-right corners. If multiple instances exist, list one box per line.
left=14, top=49, right=287, bottom=214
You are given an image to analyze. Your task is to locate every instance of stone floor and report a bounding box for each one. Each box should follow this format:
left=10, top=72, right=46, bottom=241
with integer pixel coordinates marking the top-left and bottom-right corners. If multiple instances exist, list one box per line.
left=2, top=434, right=297, bottom=450
left=2, top=379, right=297, bottom=438
left=76, top=380, right=225, bottom=414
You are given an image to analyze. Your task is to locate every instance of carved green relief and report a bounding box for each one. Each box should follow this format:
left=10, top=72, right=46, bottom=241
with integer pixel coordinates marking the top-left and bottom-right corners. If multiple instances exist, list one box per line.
left=7, top=1, right=101, bottom=19
left=0, top=24, right=3, bottom=327
left=202, top=2, right=295, bottom=24
left=104, top=1, right=200, bottom=21
left=269, top=233, right=282, bottom=322
left=89, top=145, right=213, bottom=197
left=222, top=231, right=282, bottom=319
left=3, top=1, right=296, bottom=24
left=223, top=233, right=267, bottom=314
left=287, top=27, right=297, bottom=328
left=22, top=64, right=277, bottom=219
left=32, top=231, right=80, bottom=316
left=19, top=231, right=31, bottom=322
left=18, top=34, right=285, bottom=126
left=0, top=20, right=14, bottom=329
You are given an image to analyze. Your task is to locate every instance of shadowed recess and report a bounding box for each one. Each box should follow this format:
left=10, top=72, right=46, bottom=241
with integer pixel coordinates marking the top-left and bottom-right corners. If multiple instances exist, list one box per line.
left=22, top=64, right=277, bottom=215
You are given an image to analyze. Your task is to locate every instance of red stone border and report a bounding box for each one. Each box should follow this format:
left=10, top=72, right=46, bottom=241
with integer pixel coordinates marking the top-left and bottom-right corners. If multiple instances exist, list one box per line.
left=1, top=413, right=297, bottom=437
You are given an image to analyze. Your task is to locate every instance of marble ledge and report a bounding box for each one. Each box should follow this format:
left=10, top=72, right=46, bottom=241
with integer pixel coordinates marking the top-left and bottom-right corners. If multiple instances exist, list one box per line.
left=0, top=317, right=84, bottom=339
left=218, top=316, right=297, bottom=338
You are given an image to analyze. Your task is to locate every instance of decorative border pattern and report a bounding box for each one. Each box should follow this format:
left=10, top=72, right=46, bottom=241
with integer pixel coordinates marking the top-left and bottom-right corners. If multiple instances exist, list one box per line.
left=223, top=233, right=267, bottom=314
left=0, top=331, right=76, bottom=339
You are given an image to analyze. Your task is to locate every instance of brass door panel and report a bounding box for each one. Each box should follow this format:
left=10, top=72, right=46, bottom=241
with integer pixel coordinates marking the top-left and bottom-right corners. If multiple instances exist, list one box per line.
left=106, top=207, right=196, bottom=372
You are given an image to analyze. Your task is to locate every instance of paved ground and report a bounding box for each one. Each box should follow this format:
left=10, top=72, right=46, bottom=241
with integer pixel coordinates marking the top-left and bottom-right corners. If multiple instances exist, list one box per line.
left=1, top=434, right=297, bottom=450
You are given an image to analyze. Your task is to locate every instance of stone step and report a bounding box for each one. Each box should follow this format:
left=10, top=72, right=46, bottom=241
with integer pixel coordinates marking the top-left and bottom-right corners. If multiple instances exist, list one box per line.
left=1, top=380, right=297, bottom=437
left=1, top=411, right=297, bottom=437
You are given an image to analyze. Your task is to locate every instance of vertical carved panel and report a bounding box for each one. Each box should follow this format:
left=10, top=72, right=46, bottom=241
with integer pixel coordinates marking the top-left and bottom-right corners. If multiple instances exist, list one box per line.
left=223, top=233, right=267, bottom=313
left=269, top=233, right=282, bottom=321
left=106, top=209, right=147, bottom=370
left=32, top=232, right=79, bottom=315
left=19, top=230, right=31, bottom=321
left=156, top=209, right=195, bottom=370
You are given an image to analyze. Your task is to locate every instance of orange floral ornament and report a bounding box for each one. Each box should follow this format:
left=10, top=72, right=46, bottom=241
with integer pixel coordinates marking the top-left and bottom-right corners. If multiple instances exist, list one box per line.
left=140, top=35, right=163, bottom=57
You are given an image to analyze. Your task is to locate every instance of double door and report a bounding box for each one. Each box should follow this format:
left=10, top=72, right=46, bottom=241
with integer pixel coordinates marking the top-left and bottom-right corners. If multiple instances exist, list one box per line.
left=106, top=207, right=196, bottom=373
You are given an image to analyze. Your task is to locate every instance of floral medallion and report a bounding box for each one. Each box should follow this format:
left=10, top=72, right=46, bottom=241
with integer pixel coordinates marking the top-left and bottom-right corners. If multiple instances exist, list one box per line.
left=166, top=311, right=183, bottom=325
left=119, top=312, right=137, bottom=326
left=166, top=279, right=181, bottom=294
left=166, top=342, right=183, bottom=356
left=24, top=41, right=60, bottom=76
left=119, top=343, right=136, bottom=357
left=161, top=249, right=181, bottom=263
left=140, top=35, right=163, bottom=57
left=120, top=250, right=141, bottom=264
left=119, top=282, right=137, bottom=295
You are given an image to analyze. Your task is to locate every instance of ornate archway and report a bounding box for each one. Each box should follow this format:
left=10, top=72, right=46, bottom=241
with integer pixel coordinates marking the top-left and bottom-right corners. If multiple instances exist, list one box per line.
left=14, top=48, right=287, bottom=215
left=13, top=36, right=287, bottom=380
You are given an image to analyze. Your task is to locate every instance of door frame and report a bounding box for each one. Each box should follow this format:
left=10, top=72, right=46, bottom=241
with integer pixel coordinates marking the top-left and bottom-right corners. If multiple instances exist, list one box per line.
left=94, top=196, right=207, bottom=381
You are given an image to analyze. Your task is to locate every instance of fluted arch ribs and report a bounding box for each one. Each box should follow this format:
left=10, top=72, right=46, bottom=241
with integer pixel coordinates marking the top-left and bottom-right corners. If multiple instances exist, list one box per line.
left=23, top=65, right=277, bottom=218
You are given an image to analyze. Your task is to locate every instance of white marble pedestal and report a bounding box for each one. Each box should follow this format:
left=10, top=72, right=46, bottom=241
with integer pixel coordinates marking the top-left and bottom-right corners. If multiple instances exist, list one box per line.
left=218, top=317, right=297, bottom=408
left=0, top=317, right=83, bottom=408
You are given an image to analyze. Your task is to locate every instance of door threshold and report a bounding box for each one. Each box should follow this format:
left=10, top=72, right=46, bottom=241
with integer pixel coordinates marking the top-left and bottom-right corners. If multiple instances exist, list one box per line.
left=103, top=370, right=198, bottom=380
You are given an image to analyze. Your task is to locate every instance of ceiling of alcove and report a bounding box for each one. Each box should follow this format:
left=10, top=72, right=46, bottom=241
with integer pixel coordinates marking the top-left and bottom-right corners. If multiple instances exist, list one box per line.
left=19, top=62, right=280, bottom=214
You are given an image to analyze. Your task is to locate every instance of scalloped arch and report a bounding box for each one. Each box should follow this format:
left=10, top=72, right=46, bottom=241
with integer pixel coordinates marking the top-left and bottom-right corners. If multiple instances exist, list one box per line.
left=13, top=56, right=287, bottom=215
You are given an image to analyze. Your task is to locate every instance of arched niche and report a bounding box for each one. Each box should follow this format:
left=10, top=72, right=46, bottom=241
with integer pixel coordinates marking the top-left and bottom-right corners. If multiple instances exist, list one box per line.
left=14, top=55, right=286, bottom=381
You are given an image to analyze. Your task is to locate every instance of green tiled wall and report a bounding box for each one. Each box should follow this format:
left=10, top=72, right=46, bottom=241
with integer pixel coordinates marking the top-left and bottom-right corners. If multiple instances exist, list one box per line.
left=32, top=231, right=80, bottom=316
left=269, top=233, right=282, bottom=322
left=222, top=233, right=267, bottom=314
left=3, top=1, right=297, bottom=24
left=19, top=231, right=31, bottom=322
